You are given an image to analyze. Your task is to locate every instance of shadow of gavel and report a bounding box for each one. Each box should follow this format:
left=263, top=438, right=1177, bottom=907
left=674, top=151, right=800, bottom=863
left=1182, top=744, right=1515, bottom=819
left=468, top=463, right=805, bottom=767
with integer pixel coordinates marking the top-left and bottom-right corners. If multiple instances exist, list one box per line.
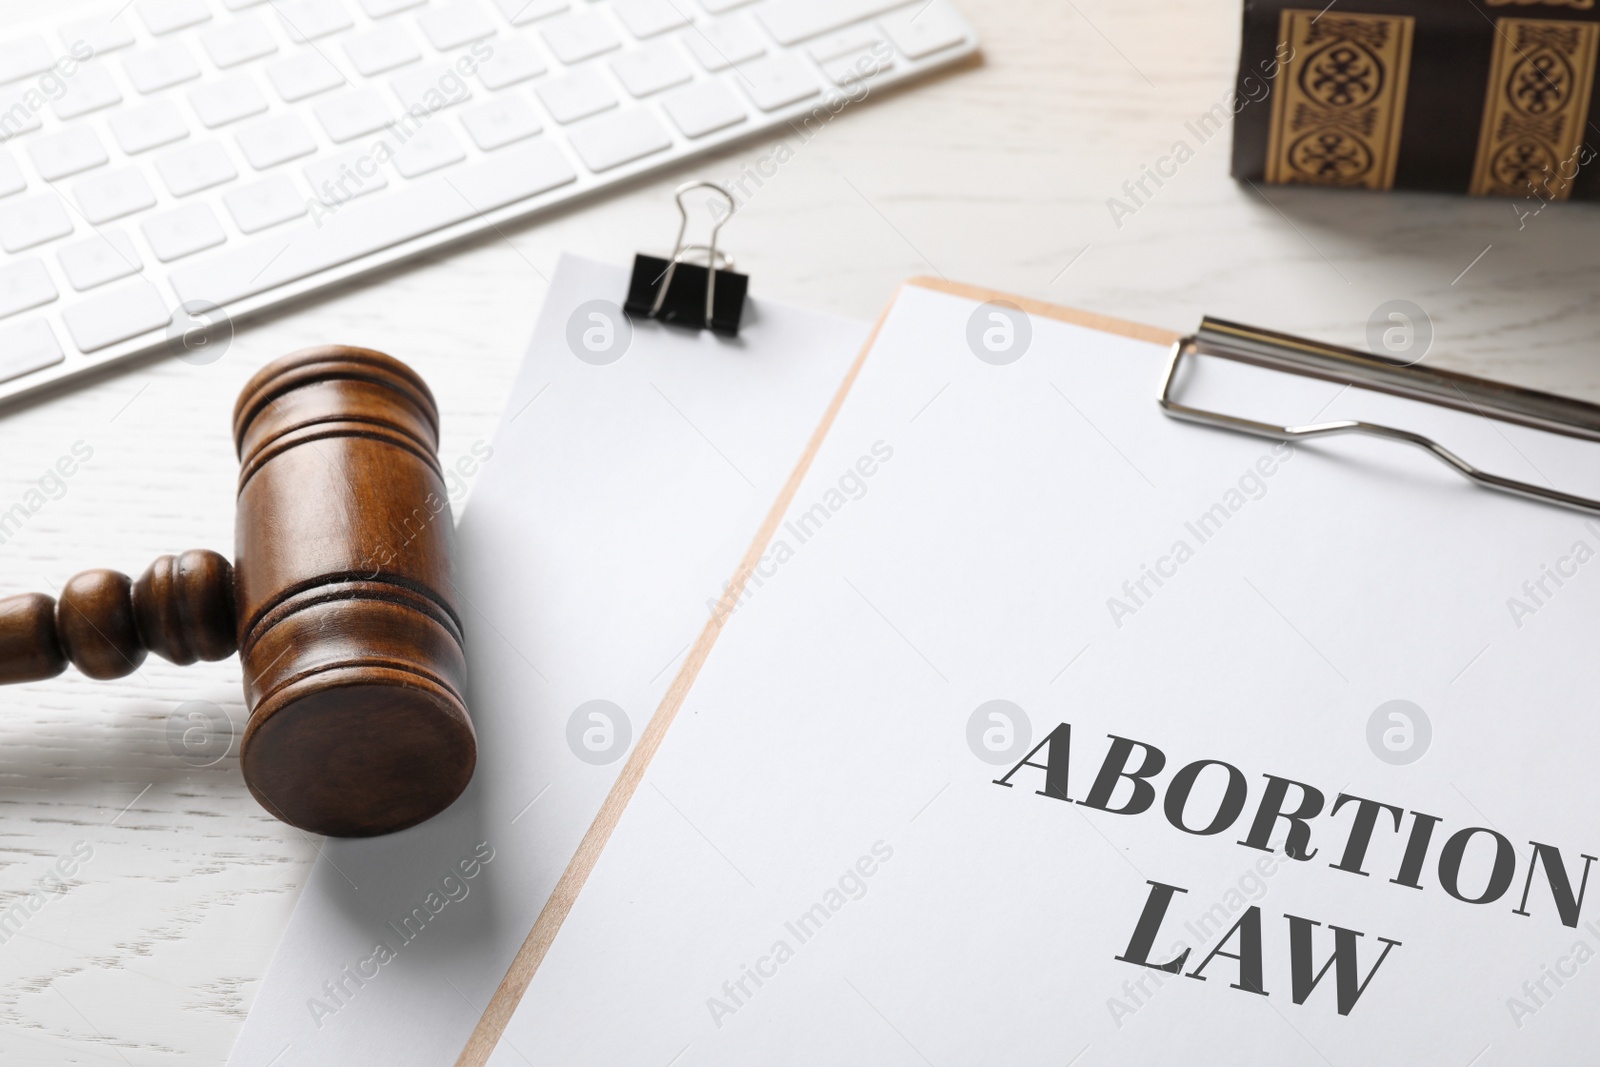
left=0, top=347, right=476, bottom=837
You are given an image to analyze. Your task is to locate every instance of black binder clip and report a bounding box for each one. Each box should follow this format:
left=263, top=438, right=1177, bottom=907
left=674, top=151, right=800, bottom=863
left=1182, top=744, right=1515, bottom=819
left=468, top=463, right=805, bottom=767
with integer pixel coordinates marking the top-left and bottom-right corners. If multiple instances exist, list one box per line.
left=625, top=181, right=748, bottom=338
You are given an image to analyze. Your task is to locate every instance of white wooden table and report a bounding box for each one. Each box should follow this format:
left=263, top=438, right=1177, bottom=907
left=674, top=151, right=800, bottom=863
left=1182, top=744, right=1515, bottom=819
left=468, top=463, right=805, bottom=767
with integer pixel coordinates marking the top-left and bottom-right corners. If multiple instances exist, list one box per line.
left=1, top=0, right=1598, bottom=1061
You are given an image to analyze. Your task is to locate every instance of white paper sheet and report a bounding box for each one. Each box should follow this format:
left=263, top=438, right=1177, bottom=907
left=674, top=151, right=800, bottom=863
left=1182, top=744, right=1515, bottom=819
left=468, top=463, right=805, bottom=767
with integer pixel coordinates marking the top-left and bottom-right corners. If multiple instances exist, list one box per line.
left=489, top=281, right=1600, bottom=1065
left=224, top=255, right=869, bottom=1066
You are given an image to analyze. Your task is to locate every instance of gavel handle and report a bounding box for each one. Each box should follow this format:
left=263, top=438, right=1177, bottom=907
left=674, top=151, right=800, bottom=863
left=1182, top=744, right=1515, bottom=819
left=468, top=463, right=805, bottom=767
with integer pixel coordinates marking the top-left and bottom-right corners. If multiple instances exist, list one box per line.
left=0, top=550, right=237, bottom=684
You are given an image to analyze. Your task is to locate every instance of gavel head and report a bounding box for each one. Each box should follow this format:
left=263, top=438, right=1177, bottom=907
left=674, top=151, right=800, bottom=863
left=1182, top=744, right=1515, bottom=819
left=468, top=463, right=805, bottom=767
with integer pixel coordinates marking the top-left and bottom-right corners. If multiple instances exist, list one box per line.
left=230, top=347, right=475, bottom=837
left=0, top=347, right=476, bottom=835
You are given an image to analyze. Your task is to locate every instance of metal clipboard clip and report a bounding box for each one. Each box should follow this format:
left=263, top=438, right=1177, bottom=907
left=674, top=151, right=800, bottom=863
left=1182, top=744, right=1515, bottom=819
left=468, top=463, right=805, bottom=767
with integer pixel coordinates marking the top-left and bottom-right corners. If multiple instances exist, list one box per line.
left=624, top=181, right=749, bottom=337
left=1160, top=317, right=1600, bottom=516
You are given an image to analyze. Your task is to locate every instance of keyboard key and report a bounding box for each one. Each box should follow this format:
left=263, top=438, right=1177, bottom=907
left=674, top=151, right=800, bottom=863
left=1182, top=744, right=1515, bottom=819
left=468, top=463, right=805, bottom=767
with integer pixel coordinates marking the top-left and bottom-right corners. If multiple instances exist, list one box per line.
left=358, top=0, right=425, bottom=17
left=110, top=101, right=190, bottom=153
left=535, top=69, right=616, bottom=124
left=171, top=140, right=575, bottom=305
left=343, top=25, right=420, bottom=76
left=73, top=167, right=157, bottom=223
left=458, top=96, right=541, bottom=150
left=62, top=279, right=170, bottom=352
left=62, top=16, right=136, bottom=55
left=880, top=5, right=967, bottom=59
left=823, top=48, right=893, bottom=86
left=315, top=89, right=393, bottom=142
left=737, top=53, right=820, bottom=110
left=417, top=2, right=497, bottom=49
left=392, top=64, right=471, bottom=113
left=566, top=107, right=670, bottom=172
left=807, top=25, right=881, bottom=63
left=51, top=64, right=122, bottom=119
left=223, top=0, right=270, bottom=9
left=392, top=123, right=464, bottom=177
left=661, top=79, right=745, bottom=138
left=201, top=18, right=278, bottom=67
left=136, top=0, right=212, bottom=36
left=475, top=36, right=545, bottom=89
left=491, top=0, right=567, bottom=26
left=0, top=151, right=24, bottom=196
left=612, top=0, right=688, bottom=39
left=0, top=319, right=63, bottom=382
left=235, top=114, right=317, bottom=168
left=223, top=175, right=306, bottom=231
left=699, top=0, right=757, bottom=11
left=122, top=43, right=201, bottom=93
left=142, top=202, right=226, bottom=260
left=610, top=41, right=691, bottom=97
left=275, top=0, right=354, bottom=42
left=682, top=16, right=765, bottom=72
left=266, top=51, right=347, bottom=101
left=155, top=140, right=238, bottom=195
left=189, top=76, right=269, bottom=128
left=0, top=87, right=42, bottom=139
left=28, top=129, right=108, bottom=180
left=0, top=194, right=72, bottom=252
left=57, top=230, right=143, bottom=290
left=0, top=259, right=57, bottom=318
left=304, top=147, right=389, bottom=204
left=540, top=12, right=620, bottom=64
left=755, top=0, right=910, bottom=46
left=0, top=38, right=54, bottom=85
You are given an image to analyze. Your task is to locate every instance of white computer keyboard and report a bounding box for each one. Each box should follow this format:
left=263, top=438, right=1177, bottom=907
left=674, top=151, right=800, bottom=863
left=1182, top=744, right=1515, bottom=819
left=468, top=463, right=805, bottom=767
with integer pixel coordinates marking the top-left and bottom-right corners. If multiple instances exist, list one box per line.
left=0, top=0, right=977, bottom=404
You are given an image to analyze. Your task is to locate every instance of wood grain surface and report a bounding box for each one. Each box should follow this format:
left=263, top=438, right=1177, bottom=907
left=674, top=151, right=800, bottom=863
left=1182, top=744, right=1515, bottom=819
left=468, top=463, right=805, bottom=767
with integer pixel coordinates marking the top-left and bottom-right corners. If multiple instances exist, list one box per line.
left=1, top=0, right=1598, bottom=1061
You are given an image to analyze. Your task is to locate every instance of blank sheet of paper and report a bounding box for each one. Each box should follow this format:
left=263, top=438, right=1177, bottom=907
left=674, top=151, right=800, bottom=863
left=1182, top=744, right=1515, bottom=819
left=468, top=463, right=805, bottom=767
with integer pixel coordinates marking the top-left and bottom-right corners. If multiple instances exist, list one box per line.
left=489, top=280, right=1600, bottom=1065
left=224, top=256, right=868, bottom=1066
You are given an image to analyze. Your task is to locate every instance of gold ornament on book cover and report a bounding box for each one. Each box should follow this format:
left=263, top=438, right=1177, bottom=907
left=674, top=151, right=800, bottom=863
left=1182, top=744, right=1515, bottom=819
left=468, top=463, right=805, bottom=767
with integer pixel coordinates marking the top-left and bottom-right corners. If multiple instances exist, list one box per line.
left=1265, top=10, right=1415, bottom=190
left=1470, top=18, right=1599, bottom=198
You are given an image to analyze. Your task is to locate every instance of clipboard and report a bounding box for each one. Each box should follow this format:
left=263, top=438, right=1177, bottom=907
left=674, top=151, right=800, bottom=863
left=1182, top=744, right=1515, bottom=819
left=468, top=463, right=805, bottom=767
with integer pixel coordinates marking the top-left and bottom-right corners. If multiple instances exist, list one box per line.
left=455, top=278, right=1600, bottom=1063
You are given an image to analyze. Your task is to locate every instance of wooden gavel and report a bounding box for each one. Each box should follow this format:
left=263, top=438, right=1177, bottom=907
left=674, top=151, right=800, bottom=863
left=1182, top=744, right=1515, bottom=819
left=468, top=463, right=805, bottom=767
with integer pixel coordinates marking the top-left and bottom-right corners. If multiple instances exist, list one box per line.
left=0, top=347, right=475, bottom=837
